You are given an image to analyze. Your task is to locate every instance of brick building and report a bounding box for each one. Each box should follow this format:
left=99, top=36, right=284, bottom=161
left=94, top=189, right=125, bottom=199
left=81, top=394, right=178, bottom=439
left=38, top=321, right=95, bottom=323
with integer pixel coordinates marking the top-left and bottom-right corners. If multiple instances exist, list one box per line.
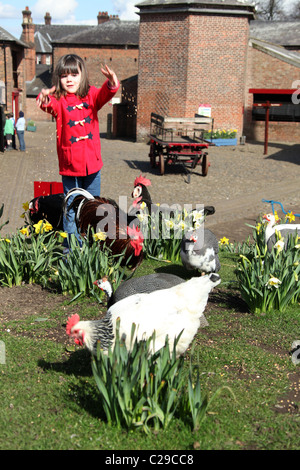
left=135, top=0, right=300, bottom=143
left=21, top=7, right=139, bottom=123
left=0, top=26, right=27, bottom=117
left=3, top=2, right=298, bottom=143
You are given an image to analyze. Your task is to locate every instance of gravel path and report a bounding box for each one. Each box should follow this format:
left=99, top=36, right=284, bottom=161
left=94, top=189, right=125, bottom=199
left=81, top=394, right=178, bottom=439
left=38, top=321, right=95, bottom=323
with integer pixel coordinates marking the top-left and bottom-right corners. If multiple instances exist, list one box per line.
left=0, top=121, right=299, bottom=243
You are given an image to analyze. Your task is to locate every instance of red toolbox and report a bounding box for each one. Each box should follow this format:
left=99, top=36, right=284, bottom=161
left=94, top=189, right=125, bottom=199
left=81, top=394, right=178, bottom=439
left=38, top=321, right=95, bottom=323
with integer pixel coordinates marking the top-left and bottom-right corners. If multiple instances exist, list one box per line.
left=34, top=181, right=63, bottom=198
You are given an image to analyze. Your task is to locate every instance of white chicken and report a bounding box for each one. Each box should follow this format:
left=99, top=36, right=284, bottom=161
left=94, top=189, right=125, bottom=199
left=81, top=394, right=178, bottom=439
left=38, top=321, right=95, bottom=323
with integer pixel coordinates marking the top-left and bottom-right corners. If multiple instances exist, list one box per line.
left=66, top=273, right=221, bottom=356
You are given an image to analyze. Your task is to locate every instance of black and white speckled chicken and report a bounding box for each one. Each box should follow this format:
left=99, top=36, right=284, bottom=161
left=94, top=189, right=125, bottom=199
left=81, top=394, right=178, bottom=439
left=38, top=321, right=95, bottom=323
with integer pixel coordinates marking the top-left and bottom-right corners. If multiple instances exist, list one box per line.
left=180, top=227, right=221, bottom=274
left=66, top=273, right=220, bottom=356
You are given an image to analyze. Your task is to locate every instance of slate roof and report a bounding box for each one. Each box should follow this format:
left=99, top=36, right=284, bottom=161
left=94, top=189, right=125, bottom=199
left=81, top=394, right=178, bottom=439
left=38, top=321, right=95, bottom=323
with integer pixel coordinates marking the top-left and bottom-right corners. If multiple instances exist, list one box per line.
left=0, top=26, right=28, bottom=47
left=51, top=21, right=139, bottom=46
left=250, top=20, right=300, bottom=47
left=34, top=24, right=92, bottom=53
left=26, top=64, right=52, bottom=97
left=249, top=38, right=300, bottom=69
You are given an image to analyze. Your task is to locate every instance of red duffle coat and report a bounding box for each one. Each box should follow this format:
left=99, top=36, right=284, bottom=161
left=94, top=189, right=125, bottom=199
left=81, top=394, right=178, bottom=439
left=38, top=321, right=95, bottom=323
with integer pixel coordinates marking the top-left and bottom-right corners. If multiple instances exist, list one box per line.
left=37, top=81, right=119, bottom=176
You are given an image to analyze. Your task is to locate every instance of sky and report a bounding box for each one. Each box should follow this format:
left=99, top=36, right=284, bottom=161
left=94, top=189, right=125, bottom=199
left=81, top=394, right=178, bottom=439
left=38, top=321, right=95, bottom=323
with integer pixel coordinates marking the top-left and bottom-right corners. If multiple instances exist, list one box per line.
left=0, top=0, right=297, bottom=40
left=0, top=0, right=140, bottom=38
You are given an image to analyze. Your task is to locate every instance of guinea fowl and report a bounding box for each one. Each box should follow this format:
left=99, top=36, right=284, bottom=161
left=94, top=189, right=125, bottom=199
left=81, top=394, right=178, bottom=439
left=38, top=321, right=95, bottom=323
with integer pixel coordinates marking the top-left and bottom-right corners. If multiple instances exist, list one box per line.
left=94, top=272, right=184, bottom=308
left=291, top=340, right=300, bottom=365
left=180, top=227, right=221, bottom=274
left=263, top=213, right=300, bottom=251
left=28, top=193, right=64, bottom=230
left=66, top=273, right=221, bottom=356
left=94, top=273, right=210, bottom=328
left=63, top=188, right=144, bottom=269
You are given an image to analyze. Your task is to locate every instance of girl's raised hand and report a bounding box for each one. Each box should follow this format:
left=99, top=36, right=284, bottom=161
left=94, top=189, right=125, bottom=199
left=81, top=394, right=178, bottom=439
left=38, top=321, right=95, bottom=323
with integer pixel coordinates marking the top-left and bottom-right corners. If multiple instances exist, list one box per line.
left=36, top=86, right=56, bottom=106
left=101, top=64, right=119, bottom=88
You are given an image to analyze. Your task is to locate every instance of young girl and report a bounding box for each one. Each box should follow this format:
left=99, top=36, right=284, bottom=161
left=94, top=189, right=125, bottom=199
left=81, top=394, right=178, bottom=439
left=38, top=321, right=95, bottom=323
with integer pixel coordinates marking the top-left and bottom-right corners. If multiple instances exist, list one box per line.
left=37, top=54, right=120, bottom=248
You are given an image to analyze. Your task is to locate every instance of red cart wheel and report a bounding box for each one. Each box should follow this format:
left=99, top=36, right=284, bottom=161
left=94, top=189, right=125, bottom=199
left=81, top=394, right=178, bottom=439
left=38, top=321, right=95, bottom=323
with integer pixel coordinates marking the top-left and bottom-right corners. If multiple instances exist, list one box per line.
left=202, top=153, right=209, bottom=176
left=159, top=153, right=165, bottom=175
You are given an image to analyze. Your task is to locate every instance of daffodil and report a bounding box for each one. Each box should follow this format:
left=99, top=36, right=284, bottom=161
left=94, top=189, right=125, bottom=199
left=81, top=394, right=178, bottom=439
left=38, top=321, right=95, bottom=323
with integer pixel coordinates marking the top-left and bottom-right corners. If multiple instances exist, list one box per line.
left=164, top=219, right=175, bottom=229
left=33, top=220, right=43, bottom=234
left=274, top=211, right=280, bottom=222
left=43, top=221, right=53, bottom=232
left=20, top=227, right=30, bottom=237
left=137, top=212, right=148, bottom=222
left=140, top=201, right=147, bottom=210
left=58, top=231, right=68, bottom=239
left=219, top=236, right=229, bottom=245
left=0, top=238, right=11, bottom=243
left=266, top=276, right=282, bottom=289
left=192, top=210, right=205, bottom=224
left=285, top=211, right=296, bottom=223
left=256, top=223, right=262, bottom=234
left=93, top=231, right=107, bottom=242
left=22, top=202, right=29, bottom=211
left=274, top=239, right=285, bottom=252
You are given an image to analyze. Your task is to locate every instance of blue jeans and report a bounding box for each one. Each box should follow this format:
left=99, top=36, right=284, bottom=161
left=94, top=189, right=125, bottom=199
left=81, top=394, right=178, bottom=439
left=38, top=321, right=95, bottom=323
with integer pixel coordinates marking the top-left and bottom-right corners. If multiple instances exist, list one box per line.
left=16, top=130, right=25, bottom=151
left=62, top=171, right=101, bottom=247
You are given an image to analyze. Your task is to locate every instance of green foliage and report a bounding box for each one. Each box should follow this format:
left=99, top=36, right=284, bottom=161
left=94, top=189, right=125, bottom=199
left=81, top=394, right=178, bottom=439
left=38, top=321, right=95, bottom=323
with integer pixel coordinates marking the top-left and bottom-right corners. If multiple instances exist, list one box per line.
left=55, top=233, right=130, bottom=299
left=0, top=225, right=61, bottom=287
left=139, top=206, right=205, bottom=263
left=91, top=321, right=232, bottom=434
left=236, top=233, right=300, bottom=314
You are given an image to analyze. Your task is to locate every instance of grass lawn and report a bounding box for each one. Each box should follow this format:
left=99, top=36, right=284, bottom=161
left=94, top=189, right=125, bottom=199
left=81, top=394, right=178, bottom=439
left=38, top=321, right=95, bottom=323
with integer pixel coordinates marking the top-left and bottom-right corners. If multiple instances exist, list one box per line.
left=0, top=252, right=299, bottom=450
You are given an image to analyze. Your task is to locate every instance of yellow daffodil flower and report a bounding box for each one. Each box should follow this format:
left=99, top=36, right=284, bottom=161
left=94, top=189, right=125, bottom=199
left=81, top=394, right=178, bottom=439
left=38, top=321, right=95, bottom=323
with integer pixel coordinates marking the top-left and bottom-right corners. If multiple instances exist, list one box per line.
left=20, top=227, right=30, bottom=236
left=285, top=211, right=296, bottom=223
left=22, top=202, right=29, bottom=211
left=219, top=236, right=229, bottom=245
left=93, top=231, right=107, bottom=242
left=58, top=232, right=68, bottom=239
left=43, top=221, right=53, bottom=232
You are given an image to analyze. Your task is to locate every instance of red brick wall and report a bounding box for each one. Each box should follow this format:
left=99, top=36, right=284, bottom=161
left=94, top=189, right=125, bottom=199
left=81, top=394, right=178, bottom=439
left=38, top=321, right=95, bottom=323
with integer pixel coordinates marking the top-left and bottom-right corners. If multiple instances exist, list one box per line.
left=0, top=46, right=26, bottom=117
left=245, top=45, right=300, bottom=142
left=29, top=45, right=138, bottom=126
left=137, top=12, right=250, bottom=141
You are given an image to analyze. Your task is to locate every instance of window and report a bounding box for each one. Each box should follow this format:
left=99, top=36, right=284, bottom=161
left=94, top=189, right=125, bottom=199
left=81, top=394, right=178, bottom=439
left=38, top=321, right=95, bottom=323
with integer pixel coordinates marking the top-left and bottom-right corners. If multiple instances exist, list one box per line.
left=250, top=89, right=300, bottom=122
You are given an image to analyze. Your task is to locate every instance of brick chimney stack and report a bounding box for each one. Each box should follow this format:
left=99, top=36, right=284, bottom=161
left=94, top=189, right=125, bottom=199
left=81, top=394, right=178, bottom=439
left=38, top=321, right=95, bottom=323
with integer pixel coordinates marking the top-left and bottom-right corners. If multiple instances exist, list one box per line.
left=97, top=12, right=110, bottom=24
left=21, top=6, right=36, bottom=82
left=44, top=12, right=52, bottom=25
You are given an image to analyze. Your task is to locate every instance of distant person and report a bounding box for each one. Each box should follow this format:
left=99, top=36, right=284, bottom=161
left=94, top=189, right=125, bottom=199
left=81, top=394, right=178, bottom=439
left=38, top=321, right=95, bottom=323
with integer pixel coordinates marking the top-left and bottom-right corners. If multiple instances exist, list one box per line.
left=4, top=113, right=14, bottom=151
left=15, top=111, right=26, bottom=152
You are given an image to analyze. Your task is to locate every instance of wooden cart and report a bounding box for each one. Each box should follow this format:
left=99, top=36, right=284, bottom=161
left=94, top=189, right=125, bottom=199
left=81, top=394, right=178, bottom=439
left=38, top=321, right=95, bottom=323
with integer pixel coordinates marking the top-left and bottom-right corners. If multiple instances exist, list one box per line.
left=149, top=113, right=213, bottom=182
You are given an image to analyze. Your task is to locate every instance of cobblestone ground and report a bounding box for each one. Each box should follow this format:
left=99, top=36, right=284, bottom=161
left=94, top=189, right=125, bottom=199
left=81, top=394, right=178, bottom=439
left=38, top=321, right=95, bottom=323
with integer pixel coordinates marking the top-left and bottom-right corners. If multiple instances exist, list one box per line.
left=0, top=121, right=299, bottom=243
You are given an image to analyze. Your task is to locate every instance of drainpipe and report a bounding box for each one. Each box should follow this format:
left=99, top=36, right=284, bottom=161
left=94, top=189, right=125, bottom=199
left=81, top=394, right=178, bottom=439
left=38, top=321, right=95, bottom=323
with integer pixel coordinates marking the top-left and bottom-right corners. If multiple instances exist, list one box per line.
left=3, top=45, right=8, bottom=109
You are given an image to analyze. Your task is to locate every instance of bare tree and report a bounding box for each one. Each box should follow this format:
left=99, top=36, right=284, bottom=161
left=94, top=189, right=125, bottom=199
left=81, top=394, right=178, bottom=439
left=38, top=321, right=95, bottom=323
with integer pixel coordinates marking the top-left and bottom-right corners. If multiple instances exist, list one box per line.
left=288, top=0, right=300, bottom=19
left=255, top=0, right=288, bottom=20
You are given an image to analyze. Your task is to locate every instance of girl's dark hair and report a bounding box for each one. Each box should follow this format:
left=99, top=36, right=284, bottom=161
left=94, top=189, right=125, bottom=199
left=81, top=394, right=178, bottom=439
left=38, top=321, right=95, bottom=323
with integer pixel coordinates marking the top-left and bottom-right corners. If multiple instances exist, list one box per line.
left=53, top=54, right=89, bottom=99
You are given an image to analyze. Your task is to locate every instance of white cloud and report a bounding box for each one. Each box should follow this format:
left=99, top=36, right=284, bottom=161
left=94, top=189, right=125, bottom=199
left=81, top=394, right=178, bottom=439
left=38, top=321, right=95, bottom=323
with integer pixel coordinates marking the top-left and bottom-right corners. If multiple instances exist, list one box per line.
left=111, top=0, right=139, bottom=20
left=31, top=0, right=78, bottom=22
left=0, top=2, right=19, bottom=18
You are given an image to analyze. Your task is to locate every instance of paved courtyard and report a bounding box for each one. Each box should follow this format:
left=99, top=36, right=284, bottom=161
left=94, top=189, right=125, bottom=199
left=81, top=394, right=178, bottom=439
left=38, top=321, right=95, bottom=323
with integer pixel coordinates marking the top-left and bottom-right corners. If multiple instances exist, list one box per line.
left=0, top=121, right=299, bottom=242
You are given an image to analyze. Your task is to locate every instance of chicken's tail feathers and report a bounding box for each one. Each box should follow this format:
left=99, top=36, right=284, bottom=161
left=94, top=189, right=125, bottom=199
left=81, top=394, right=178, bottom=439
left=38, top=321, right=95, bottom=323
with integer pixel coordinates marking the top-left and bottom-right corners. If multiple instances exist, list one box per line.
left=66, top=313, right=80, bottom=336
left=62, top=188, right=95, bottom=216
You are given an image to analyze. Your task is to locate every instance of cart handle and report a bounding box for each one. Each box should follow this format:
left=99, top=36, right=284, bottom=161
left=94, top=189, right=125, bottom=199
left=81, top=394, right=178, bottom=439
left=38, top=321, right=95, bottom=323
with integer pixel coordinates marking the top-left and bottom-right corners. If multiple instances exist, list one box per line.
left=262, top=199, right=300, bottom=218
